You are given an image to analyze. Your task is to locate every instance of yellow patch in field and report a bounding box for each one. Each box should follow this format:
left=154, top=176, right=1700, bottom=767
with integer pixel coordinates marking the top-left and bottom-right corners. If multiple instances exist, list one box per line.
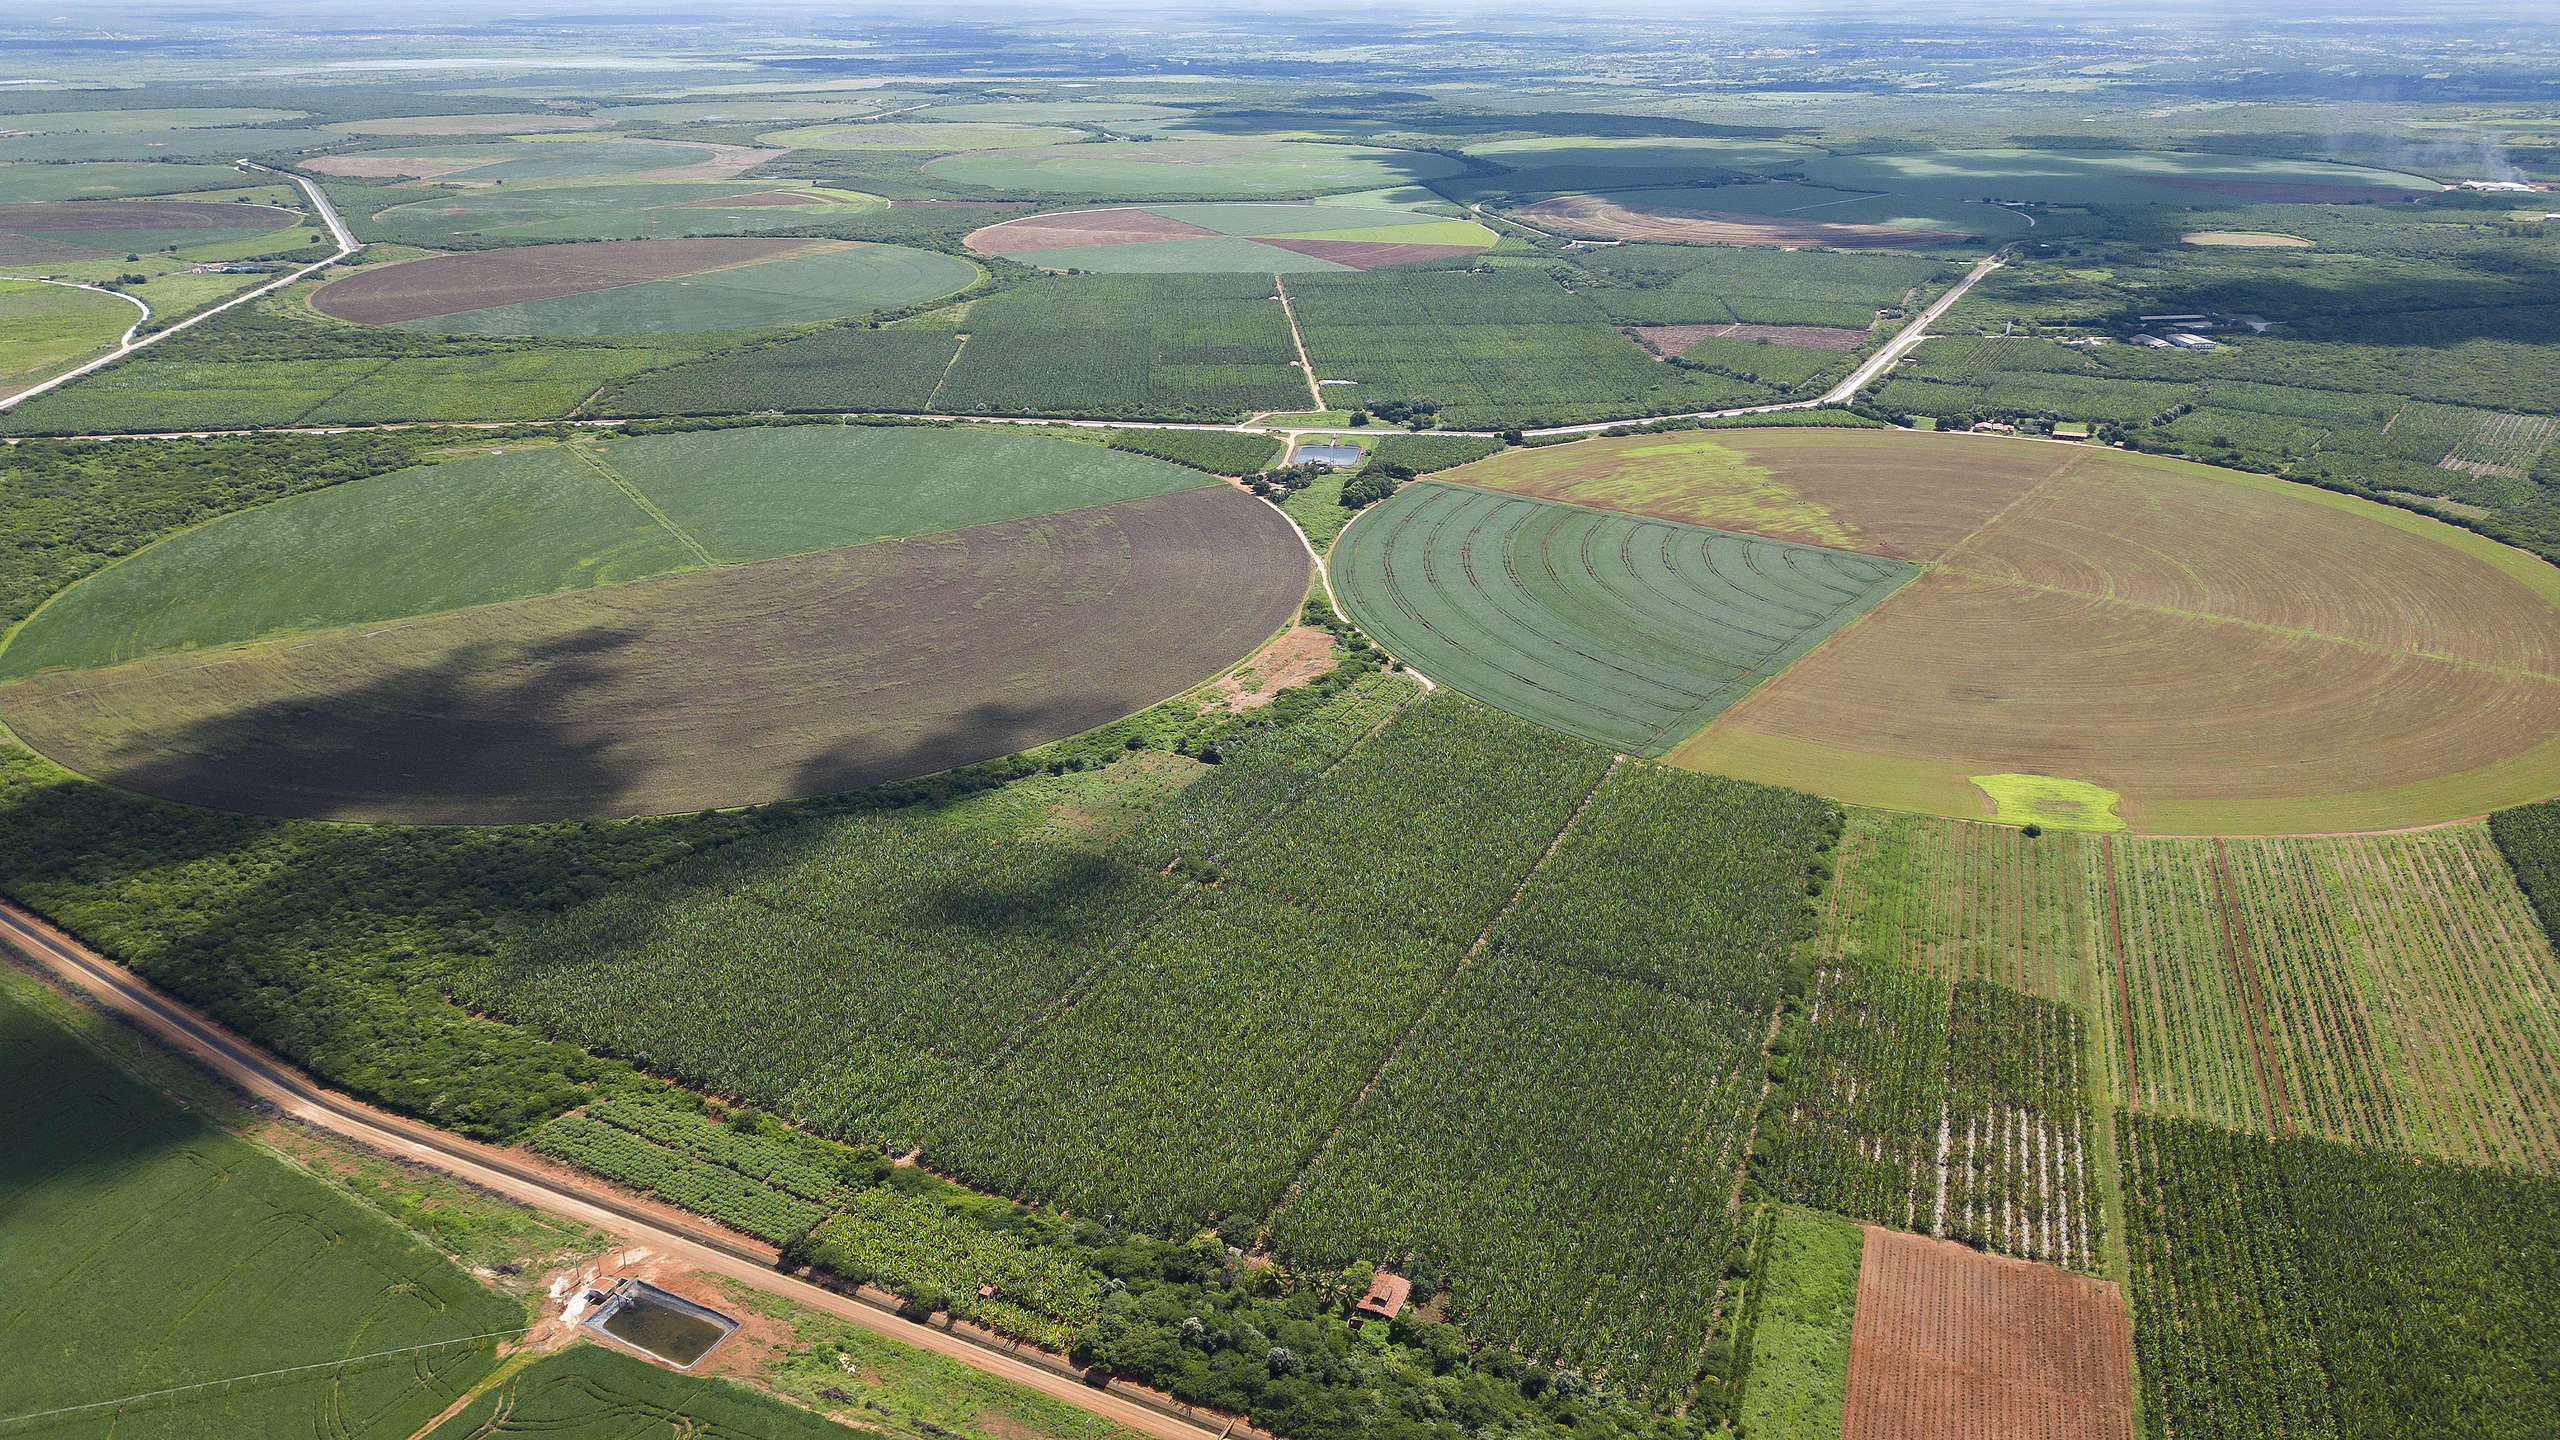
left=1971, top=773, right=2126, bottom=832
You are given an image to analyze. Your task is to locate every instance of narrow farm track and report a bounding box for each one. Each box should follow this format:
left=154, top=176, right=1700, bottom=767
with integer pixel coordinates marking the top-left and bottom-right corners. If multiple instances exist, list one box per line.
left=0, top=899, right=1244, bottom=1440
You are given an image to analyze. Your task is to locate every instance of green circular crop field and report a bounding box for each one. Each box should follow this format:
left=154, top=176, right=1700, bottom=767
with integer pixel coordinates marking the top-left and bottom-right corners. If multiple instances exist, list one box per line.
left=922, top=139, right=1466, bottom=197
left=0, top=426, right=1310, bottom=822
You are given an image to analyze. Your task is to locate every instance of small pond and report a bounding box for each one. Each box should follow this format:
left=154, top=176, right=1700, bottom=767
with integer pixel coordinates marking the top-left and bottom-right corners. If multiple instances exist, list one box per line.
left=585, top=1280, right=737, bottom=1369
left=1292, top=443, right=1365, bottom=468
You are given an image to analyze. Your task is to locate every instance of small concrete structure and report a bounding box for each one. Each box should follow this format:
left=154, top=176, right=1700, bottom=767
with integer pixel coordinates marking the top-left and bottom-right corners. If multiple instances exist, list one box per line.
left=1354, top=1271, right=1412, bottom=1321
left=2167, top=332, right=2219, bottom=350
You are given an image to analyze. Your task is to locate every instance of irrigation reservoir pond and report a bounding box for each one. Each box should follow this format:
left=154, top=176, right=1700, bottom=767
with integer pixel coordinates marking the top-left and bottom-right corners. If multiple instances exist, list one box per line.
left=583, top=1280, right=738, bottom=1368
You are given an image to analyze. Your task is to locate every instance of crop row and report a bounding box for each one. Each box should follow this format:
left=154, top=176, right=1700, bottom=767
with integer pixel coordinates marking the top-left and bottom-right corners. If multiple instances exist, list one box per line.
left=527, top=1113, right=827, bottom=1243
left=2102, top=829, right=2560, bottom=1173
left=2120, top=1112, right=2560, bottom=1440
left=1757, top=966, right=2098, bottom=1270
left=1272, top=763, right=1837, bottom=1398
left=801, top=1186, right=1105, bottom=1353
left=582, top=1096, right=853, bottom=1204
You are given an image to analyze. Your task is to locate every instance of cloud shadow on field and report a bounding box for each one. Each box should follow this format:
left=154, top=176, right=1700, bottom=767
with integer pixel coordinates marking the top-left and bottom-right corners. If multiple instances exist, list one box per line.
left=69, top=623, right=652, bottom=826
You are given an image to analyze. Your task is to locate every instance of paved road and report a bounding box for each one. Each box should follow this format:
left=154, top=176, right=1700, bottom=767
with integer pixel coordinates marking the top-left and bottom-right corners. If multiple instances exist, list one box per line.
left=0, top=899, right=1243, bottom=1440
left=0, top=161, right=360, bottom=415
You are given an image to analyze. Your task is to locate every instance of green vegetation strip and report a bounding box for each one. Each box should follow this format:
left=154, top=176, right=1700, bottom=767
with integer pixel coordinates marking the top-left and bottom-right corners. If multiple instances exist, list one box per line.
left=1331, top=481, right=1915, bottom=756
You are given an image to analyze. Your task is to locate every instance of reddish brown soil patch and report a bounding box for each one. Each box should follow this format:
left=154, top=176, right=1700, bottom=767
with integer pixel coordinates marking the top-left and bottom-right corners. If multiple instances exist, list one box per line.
left=966, top=207, right=1223, bottom=253
left=0, top=200, right=296, bottom=232
left=0, top=488, right=1308, bottom=824
left=1205, top=625, right=1337, bottom=712
left=2156, top=177, right=2436, bottom=204
left=1256, top=238, right=1489, bottom=269
left=1627, top=322, right=1870, bottom=356
left=668, top=189, right=830, bottom=208
left=308, top=237, right=838, bottom=324
left=1842, top=1227, right=2133, bottom=1440
left=1519, top=194, right=1968, bottom=248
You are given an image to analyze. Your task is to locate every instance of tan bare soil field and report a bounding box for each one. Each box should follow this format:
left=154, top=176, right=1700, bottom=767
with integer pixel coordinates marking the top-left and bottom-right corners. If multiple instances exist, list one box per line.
left=308, top=237, right=842, bottom=324
left=1442, top=428, right=2560, bottom=833
left=967, top=207, right=1221, bottom=253
left=1518, top=194, right=1968, bottom=248
left=0, top=488, right=1307, bottom=824
left=1842, top=1227, right=2133, bottom=1440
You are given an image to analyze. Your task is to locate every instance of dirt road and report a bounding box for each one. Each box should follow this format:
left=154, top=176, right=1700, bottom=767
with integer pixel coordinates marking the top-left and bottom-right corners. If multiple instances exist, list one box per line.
left=0, top=898, right=1240, bottom=1440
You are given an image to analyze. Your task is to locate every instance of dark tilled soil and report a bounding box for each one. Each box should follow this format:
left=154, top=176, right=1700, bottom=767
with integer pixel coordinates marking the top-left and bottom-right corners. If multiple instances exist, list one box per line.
left=0, top=200, right=297, bottom=231
left=0, top=487, right=1308, bottom=824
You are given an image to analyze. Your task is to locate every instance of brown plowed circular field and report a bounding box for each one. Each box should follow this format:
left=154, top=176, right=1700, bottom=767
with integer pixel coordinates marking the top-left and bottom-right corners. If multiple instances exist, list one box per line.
left=0, top=487, right=1307, bottom=824
left=1438, top=428, right=2560, bottom=834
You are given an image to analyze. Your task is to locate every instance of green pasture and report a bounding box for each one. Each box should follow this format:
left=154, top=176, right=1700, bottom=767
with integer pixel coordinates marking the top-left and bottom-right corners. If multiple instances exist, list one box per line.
left=363, top=181, right=880, bottom=245
left=1007, top=235, right=1353, bottom=273
left=422, top=1346, right=859, bottom=1439
left=0, top=983, right=520, bottom=1440
left=0, top=280, right=135, bottom=390
left=914, top=101, right=1187, bottom=123
left=1474, top=143, right=2439, bottom=231
left=0, top=162, right=258, bottom=203
left=394, top=243, right=977, bottom=337
left=1738, top=1208, right=1865, bottom=1440
left=321, top=113, right=608, bottom=135
left=0, top=108, right=304, bottom=133
left=761, top=121, right=1086, bottom=150
left=325, top=140, right=718, bottom=182
left=923, top=139, right=1467, bottom=197
left=1331, top=482, right=1916, bottom=755
left=0, top=129, right=327, bottom=162
left=0, top=425, right=1214, bottom=675
left=595, top=100, right=889, bottom=124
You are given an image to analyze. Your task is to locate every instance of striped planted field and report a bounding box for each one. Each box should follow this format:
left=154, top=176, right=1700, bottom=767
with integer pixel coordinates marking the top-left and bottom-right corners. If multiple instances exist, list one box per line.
left=1330, top=481, right=1915, bottom=756
left=1840, top=1227, right=2133, bottom=1440
left=2098, top=827, right=2560, bottom=1172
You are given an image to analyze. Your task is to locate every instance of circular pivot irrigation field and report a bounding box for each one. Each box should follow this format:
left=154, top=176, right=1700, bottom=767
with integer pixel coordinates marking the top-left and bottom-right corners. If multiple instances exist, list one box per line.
left=0, top=199, right=304, bottom=262
left=966, top=203, right=1497, bottom=273
left=309, top=237, right=978, bottom=336
left=0, top=427, right=1309, bottom=822
left=1348, top=428, right=2560, bottom=835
